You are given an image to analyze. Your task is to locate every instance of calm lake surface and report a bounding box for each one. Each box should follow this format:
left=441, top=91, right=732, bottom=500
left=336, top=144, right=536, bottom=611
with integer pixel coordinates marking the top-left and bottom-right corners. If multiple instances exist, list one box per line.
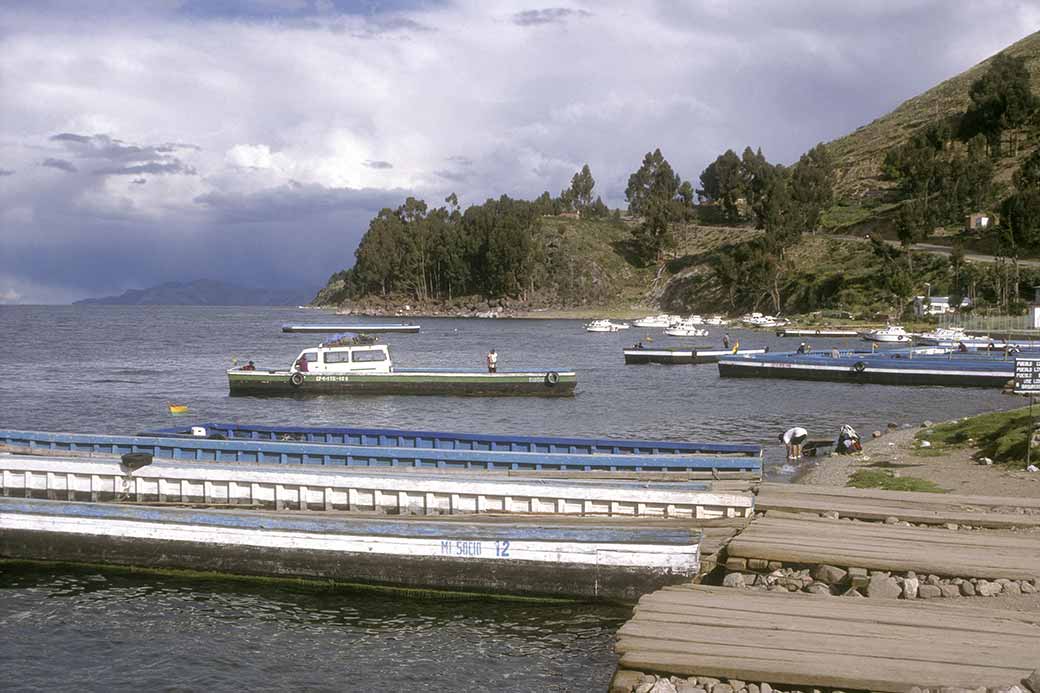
left=0, top=305, right=1019, bottom=691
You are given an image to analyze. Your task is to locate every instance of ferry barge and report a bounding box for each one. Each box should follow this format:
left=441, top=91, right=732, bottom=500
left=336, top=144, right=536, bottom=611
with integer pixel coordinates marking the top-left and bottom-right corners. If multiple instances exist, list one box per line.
left=229, top=340, right=575, bottom=397
left=623, top=346, right=767, bottom=365
left=717, top=349, right=1017, bottom=388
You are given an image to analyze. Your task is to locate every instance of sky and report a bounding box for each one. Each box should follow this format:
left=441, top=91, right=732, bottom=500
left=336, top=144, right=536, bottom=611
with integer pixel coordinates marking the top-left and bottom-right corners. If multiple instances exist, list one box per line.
left=1, top=1, right=1038, bottom=304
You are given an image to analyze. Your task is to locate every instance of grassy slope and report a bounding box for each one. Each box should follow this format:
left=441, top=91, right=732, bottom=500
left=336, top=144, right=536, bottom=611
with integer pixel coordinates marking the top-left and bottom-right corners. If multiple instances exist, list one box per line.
left=915, top=407, right=1035, bottom=469
left=826, top=30, right=1040, bottom=203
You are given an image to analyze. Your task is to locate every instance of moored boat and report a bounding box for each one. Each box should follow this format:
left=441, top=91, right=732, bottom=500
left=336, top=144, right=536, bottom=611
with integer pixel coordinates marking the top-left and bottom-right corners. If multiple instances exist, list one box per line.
left=740, top=312, right=789, bottom=328
left=633, top=314, right=681, bottom=328
left=664, top=319, right=709, bottom=337
left=717, top=349, right=1017, bottom=387
left=585, top=319, right=629, bottom=332
left=914, top=327, right=995, bottom=348
left=228, top=339, right=576, bottom=397
left=860, top=325, right=912, bottom=343
left=624, top=346, right=767, bottom=364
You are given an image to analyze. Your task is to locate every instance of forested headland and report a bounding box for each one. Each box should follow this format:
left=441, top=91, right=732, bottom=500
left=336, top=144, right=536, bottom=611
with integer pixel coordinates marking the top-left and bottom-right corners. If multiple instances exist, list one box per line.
left=316, top=32, right=1040, bottom=320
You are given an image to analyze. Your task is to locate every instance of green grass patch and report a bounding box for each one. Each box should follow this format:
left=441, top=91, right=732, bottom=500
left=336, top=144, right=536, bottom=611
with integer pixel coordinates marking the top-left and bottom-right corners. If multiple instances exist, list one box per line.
left=917, top=407, right=1034, bottom=469
left=847, top=470, right=945, bottom=493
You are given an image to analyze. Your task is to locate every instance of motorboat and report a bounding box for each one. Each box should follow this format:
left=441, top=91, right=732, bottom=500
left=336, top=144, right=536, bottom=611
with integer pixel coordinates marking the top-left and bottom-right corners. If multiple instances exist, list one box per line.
left=665, top=320, right=709, bottom=337
left=704, top=316, right=728, bottom=326
left=633, top=314, right=681, bottom=328
left=914, top=327, right=995, bottom=348
left=741, top=312, right=789, bottom=328
left=585, top=319, right=628, bottom=332
left=860, top=325, right=912, bottom=343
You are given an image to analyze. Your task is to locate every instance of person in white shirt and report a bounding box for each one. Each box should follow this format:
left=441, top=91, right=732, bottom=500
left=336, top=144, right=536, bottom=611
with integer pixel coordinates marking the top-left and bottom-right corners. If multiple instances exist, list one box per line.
left=779, top=426, right=808, bottom=460
left=486, top=349, right=498, bottom=373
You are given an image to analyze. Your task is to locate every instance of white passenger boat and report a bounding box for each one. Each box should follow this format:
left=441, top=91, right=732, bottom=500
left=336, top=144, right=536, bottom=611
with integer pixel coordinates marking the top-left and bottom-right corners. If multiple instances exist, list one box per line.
left=585, top=319, right=628, bottom=332
left=665, top=320, right=709, bottom=337
left=704, top=316, right=728, bottom=326
left=914, top=327, right=995, bottom=348
left=861, top=325, right=912, bottom=343
left=633, top=314, right=681, bottom=328
left=740, top=313, right=788, bottom=328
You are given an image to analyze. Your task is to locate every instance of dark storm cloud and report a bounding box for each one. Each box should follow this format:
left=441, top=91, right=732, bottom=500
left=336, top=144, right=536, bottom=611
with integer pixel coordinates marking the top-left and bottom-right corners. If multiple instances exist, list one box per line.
left=41, top=158, right=77, bottom=173
left=131, top=178, right=147, bottom=185
left=363, top=160, right=393, bottom=169
left=94, top=161, right=197, bottom=176
left=0, top=169, right=14, bottom=176
left=50, top=132, right=198, bottom=164
left=194, top=182, right=408, bottom=223
left=512, top=8, right=590, bottom=26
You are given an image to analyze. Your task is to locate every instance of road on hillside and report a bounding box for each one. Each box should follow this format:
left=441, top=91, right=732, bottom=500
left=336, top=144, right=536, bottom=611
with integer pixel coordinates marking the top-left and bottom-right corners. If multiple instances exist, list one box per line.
left=828, top=234, right=1040, bottom=268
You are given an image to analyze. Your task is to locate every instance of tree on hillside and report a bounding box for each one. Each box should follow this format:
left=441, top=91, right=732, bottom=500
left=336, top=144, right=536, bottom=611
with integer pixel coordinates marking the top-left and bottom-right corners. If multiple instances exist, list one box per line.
left=1013, top=149, right=1040, bottom=191
left=698, top=149, right=743, bottom=222
left=895, top=199, right=928, bottom=273
left=565, top=164, right=596, bottom=213
left=625, top=149, right=693, bottom=261
left=788, top=143, right=834, bottom=234
left=963, top=52, right=1037, bottom=157
left=1002, top=189, right=1040, bottom=250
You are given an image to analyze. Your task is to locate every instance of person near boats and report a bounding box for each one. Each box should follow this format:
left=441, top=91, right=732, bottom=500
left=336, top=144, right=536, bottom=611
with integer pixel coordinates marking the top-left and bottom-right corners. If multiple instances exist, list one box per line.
left=486, top=349, right=498, bottom=373
left=241, top=360, right=256, bottom=371
left=830, top=347, right=839, bottom=358
left=294, top=355, right=309, bottom=372
left=958, top=341, right=969, bottom=353
left=796, top=342, right=812, bottom=354
left=835, top=424, right=862, bottom=454
left=779, top=426, right=808, bottom=460
left=723, top=333, right=730, bottom=349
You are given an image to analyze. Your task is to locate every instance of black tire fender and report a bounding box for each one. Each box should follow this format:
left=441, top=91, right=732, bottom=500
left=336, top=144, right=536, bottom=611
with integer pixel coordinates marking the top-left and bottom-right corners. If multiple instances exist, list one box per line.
left=290, top=372, right=305, bottom=387
left=545, top=371, right=560, bottom=386
left=851, top=361, right=867, bottom=373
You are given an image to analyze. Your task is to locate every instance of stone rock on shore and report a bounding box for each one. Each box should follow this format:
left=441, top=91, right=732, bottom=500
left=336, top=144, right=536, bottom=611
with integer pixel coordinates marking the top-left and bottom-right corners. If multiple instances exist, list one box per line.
left=866, top=574, right=902, bottom=599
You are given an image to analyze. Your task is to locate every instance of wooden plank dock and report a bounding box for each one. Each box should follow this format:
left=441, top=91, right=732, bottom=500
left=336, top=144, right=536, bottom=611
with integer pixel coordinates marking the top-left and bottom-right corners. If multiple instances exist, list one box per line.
left=727, top=511, right=1040, bottom=579
left=757, top=482, right=1040, bottom=528
left=616, top=584, right=1040, bottom=692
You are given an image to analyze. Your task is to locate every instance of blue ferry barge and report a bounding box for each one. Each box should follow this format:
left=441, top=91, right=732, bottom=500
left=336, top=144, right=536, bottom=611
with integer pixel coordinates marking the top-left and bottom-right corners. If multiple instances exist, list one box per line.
left=717, top=349, right=1018, bottom=388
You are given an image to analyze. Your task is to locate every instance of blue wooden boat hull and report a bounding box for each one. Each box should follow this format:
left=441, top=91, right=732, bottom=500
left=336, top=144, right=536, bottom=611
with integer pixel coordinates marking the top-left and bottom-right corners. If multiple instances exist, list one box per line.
left=718, top=352, right=1015, bottom=388
left=0, top=430, right=763, bottom=474
left=141, top=422, right=762, bottom=457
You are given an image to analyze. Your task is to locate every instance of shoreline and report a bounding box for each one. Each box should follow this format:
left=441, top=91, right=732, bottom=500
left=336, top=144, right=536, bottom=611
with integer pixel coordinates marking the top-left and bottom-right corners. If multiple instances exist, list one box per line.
left=792, top=409, right=1040, bottom=497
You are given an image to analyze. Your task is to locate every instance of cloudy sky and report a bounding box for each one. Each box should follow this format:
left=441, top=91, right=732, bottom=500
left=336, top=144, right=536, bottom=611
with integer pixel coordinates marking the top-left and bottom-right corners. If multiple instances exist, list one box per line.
left=1, top=1, right=1038, bottom=303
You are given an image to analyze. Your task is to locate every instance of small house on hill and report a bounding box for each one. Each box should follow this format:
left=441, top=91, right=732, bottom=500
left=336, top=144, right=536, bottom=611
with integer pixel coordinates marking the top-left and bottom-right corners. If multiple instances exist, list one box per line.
left=965, top=212, right=997, bottom=231
left=913, top=295, right=970, bottom=316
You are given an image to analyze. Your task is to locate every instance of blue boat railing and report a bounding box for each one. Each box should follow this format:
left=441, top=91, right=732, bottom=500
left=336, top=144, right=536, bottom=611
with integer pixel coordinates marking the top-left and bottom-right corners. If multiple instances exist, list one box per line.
left=0, top=430, right=763, bottom=474
left=139, top=422, right=762, bottom=457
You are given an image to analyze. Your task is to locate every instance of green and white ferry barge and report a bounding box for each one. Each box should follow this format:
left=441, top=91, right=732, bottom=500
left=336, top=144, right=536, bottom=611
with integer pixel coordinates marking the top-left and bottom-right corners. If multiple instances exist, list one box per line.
left=228, top=340, right=576, bottom=397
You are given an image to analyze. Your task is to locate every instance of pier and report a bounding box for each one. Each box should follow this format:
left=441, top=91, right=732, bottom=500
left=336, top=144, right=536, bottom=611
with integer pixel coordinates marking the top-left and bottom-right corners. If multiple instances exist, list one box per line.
left=281, top=324, right=420, bottom=333
left=612, top=482, right=1040, bottom=692
left=775, top=328, right=860, bottom=338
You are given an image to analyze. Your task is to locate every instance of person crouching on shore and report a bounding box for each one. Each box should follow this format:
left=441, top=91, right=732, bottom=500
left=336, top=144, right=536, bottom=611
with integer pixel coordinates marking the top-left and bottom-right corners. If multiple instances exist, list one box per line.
left=779, top=426, right=808, bottom=460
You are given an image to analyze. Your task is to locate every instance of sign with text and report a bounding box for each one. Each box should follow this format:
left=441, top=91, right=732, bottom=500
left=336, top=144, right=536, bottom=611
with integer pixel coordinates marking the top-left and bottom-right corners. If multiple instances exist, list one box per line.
left=1014, top=357, right=1040, bottom=394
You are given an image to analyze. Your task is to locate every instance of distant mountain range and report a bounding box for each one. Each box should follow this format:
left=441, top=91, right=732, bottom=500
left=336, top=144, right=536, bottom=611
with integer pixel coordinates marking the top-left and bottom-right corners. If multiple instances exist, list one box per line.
left=75, top=279, right=318, bottom=306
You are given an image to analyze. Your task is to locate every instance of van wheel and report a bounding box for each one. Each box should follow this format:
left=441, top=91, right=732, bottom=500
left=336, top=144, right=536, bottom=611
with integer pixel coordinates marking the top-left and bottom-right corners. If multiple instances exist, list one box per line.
left=290, top=372, right=305, bottom=387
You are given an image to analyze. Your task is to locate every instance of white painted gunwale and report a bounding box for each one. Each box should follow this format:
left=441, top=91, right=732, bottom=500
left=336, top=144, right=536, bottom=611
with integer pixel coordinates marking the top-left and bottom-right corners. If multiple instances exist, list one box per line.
left=718, top=360, right=1011, bottom=378
left=0, top=513, right=699, bottom=570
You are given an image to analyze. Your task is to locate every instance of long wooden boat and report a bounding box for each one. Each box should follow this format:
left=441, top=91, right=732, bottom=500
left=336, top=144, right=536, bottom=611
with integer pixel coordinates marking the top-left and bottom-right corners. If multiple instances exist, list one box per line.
left=0, top=497, right=702, bottom=600
left=623, top=346, right=767, bottom=365
left=229, top=340, right=575, bottom=397
left=142, top=422, right=763, bottom=456
left=717, top=350, right=1017, bottom=387
left=0, top=452, right=755, bottom=518
left=0, top=430, right=764, bottom=475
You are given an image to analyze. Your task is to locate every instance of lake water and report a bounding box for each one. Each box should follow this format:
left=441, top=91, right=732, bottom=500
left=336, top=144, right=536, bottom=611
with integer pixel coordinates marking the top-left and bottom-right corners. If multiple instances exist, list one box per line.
left=0, top=305, right=1019, bottom=691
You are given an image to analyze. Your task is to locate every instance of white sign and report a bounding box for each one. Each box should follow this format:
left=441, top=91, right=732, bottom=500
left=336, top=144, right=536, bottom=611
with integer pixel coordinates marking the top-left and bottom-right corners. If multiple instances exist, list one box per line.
left=1014, top=357, right=1040, bottom=394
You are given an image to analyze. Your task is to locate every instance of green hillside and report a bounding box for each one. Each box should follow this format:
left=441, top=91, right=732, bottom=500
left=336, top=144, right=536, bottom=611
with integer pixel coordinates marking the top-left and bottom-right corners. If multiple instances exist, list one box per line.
left=828, top=30, right=1040, bottom=203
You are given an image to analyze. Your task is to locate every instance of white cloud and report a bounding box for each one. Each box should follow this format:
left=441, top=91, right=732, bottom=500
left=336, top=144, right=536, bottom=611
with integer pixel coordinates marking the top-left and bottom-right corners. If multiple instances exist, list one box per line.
left=0, top=1, right=1037, bottom=302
